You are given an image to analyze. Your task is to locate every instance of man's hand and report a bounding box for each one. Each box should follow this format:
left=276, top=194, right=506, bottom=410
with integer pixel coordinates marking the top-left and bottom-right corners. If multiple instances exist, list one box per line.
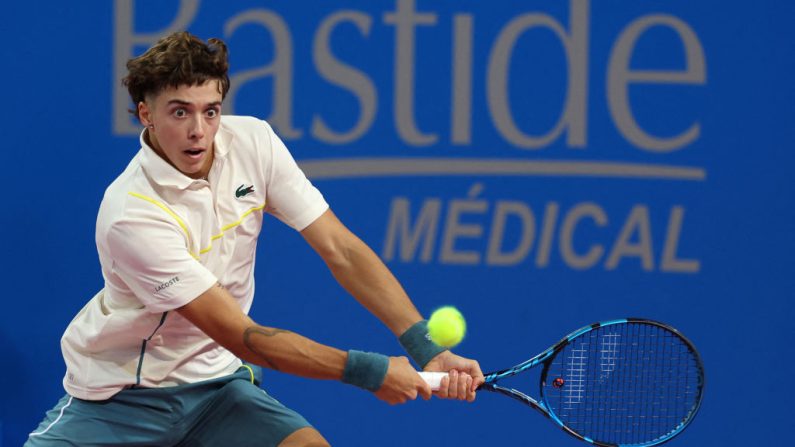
left=375, top=356, right=433, bottom=405
left=424, top=351, right=484, bottom=402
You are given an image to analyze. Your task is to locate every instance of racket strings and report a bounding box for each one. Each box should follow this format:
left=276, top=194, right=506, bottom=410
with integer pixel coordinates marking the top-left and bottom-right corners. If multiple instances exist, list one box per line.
left=543, top=322, right=702, bottom=445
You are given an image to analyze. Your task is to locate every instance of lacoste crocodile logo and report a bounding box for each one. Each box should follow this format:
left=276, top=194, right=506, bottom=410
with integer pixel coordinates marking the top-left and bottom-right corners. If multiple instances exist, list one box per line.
left=236, top=184, right=255, bottom=198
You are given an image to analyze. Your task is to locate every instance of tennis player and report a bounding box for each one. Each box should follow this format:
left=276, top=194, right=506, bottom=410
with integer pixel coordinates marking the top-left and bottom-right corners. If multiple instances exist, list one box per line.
left=26, top=32, right=483, bottom=447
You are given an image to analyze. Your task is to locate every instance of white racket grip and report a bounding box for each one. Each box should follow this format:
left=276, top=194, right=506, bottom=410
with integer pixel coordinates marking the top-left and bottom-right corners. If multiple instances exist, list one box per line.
left=418, top=371, right=448, bottom=391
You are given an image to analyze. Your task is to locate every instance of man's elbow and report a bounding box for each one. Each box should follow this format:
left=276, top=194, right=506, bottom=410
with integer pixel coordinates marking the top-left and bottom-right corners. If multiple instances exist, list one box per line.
left=320, top=241, right=355, bottom=271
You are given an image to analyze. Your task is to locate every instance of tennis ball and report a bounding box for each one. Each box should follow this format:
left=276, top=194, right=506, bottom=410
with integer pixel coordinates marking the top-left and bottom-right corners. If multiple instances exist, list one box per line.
left=427, top=306, right=466, bottom=348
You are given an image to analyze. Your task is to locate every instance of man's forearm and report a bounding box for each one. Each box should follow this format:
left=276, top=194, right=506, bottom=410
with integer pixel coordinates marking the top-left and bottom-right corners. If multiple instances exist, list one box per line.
left=323, top=236, right=423, bottom=336
left=177, top=283, right=347, bottom=380
left=300, top=210, right=424, bottom=335
left=238, top=324, right=347, bottom=379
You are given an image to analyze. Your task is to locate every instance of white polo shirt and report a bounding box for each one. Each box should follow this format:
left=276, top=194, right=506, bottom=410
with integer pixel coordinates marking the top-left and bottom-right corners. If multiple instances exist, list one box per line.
left=61, top=116, right=328, bottom=400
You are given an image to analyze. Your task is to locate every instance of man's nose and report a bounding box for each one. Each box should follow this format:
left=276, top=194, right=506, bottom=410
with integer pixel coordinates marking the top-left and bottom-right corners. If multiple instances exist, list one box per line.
left=189, top=115, right=205, bottom=140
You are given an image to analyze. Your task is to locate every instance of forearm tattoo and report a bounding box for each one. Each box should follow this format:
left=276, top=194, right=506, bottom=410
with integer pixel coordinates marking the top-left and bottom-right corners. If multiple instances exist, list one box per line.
left=243, top=326, right=291, bottom=371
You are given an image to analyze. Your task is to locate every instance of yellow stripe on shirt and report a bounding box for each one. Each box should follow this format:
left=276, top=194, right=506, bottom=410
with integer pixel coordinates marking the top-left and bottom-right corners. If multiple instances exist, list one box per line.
left=128, top=192, right=266, bottom=258
left=127, top=192, right=199, bottom=259
left=199, top=204, right=266, bottom=254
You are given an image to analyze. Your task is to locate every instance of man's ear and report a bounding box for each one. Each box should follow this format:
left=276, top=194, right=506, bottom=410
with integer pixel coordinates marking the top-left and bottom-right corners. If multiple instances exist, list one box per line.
left=138, top=101, right=152, bottom=127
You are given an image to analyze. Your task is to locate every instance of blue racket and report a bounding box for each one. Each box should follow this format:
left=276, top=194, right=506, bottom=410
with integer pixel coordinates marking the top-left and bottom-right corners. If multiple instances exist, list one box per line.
left=420, top=318, right=704, bottom=447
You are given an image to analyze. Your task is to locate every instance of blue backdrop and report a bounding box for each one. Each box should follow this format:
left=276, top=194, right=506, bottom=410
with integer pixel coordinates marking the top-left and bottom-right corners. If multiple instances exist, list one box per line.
left=2, top=0, right=793, bottom=445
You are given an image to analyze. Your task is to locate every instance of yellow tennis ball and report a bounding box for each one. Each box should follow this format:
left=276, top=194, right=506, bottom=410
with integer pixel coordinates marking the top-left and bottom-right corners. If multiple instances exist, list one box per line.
left=427, top=306, right=466, bottom=348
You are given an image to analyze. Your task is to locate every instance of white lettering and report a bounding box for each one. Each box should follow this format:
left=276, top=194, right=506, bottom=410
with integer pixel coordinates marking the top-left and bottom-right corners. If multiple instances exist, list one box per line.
left=224, top=10, right=301, bottom=138
left=440, top=184, right=487, bottom=264
left=607, top=14, right=706, bottom=152
left=451, top=14, right=474, bottom=145
left=383, top=197, right=441, bottom=262
left=382, top=193, right=699, bottom=273
left=487, top=0, right=589, bottom=149
left=560, top=202, right=607, bottom=269
left=384, top=0, right=439, bottom=146
left=111, top=2, right=708, bottom=153
left=312, top=11, right=377, bottom=144
left=605, top=205, right=654, bottom=270
left=536, top=202, right=560, bottom=267
left=486, top=200, right=536, bottom=266
left=661, top=206, right=700, bottom=273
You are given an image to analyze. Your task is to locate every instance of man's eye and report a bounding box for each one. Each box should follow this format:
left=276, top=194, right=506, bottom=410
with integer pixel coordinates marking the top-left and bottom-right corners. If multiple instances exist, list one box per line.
left=174, top=109, right=186, bottom=118
left=206, top=109, right=218, bottom=118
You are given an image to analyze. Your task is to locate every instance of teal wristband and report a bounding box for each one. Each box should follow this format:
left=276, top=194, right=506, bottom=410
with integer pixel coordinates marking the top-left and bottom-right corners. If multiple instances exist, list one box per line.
left=341, top=350, right=389, bottom=391
left=399, top=320, right=447, bottom=368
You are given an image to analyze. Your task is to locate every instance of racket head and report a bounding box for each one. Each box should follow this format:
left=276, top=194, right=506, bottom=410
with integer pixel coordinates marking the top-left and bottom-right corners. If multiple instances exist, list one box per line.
left=538, top=319, right=705, bottom=447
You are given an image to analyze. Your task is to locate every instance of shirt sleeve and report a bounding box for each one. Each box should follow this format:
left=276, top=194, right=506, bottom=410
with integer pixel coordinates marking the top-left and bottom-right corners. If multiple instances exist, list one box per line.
left=261, top=121, right=329, bottom=231
left=106, top=217, right=218, bottom=314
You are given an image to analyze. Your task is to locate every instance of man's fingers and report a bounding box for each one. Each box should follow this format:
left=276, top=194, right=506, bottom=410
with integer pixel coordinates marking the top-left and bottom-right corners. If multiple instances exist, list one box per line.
left=468, top=362, right=485, bottom=392
left=464, top=375, right=473, bottom=400
left=435, top=374, right=450, bottom=398
left=466, top=375, right=477, bottom=402
left=457, top=372, right=468, bottom=400
left=417, top=374, right=433, bottom=400
left=448, top=370, right=459, bottom=399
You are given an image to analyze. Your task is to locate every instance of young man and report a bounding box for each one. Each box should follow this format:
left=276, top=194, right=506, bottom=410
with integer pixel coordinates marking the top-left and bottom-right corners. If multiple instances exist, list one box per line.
left=26, top=32, right=483, bottom=446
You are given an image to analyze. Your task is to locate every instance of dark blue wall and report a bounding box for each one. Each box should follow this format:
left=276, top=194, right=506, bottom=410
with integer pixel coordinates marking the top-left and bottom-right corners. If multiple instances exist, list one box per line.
left=2, top=1, right=793, bottom=445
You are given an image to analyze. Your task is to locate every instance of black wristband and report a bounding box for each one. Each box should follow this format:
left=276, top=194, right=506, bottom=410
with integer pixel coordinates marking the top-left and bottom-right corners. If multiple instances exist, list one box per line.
left=341, top=350, right=389, bottom=391
left=398, top=320, right=447, bottom=368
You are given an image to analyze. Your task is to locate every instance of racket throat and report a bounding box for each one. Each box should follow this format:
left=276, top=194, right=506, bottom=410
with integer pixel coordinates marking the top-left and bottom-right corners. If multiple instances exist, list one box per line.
left=485, top=383, right=551, bottom=418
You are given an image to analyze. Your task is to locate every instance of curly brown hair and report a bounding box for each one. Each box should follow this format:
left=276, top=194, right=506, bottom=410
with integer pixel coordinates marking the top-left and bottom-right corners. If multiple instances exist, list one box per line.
left=123, top=31, right=230, bottom=120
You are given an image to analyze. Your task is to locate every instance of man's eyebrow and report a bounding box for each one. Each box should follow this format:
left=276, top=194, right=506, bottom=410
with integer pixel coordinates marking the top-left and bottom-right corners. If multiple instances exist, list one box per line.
left=166, top=99, right=192, bottom=106
left=165, top=100, right=222, bottom=108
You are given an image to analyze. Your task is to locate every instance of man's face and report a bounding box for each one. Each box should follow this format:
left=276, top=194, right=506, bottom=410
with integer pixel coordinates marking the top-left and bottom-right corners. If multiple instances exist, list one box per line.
left=138, top=81, right=223, bottom=179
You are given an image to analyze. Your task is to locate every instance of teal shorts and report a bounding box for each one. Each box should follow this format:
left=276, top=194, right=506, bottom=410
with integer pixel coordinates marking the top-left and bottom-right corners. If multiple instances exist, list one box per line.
left=25, top=365, right=311, bottom=447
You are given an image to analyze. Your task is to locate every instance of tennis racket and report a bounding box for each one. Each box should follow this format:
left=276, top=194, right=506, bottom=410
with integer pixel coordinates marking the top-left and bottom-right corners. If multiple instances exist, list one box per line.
left=419, top=318, right=704, bottom=447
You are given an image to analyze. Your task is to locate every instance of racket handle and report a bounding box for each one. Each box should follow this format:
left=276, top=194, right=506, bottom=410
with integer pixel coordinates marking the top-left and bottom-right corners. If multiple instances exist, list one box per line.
left=418, top=371, right=448, bottom=391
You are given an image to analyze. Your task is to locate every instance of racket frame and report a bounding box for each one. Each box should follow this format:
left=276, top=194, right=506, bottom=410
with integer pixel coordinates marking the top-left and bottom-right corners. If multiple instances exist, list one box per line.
left=479, top=318, right=705, bottom=447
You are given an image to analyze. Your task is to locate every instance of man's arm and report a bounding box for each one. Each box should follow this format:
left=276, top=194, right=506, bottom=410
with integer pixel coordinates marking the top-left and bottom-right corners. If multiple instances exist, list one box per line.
left=178, top=282, right=345, bottom=378
left=300, top=209, right=485, bottom=400
left=300, top=209, right=422, bottom=336
left=176, top=282, right=431, bottom=404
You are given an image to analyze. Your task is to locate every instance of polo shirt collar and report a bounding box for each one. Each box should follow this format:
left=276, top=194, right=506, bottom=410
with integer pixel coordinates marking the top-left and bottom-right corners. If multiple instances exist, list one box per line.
left=214, top=121, right=233, bottom=159
left=138, top=123, right=234, bottom=189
